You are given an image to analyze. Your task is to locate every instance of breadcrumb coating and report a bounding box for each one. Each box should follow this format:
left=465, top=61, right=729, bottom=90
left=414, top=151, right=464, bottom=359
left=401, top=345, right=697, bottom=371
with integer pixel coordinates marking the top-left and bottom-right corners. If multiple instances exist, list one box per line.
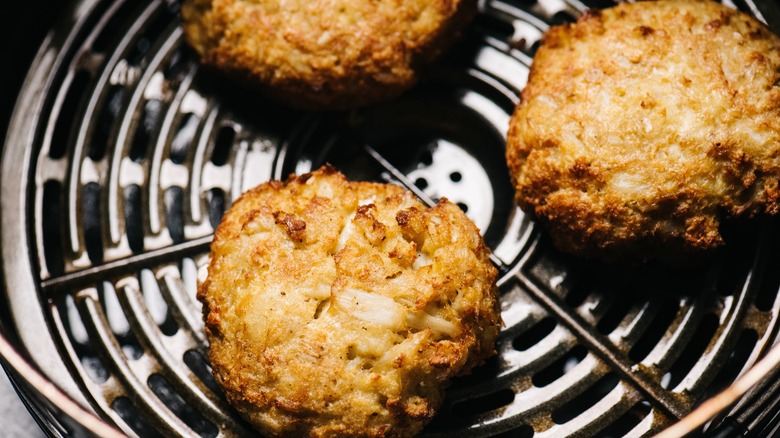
left=506, top=0, right=780, bottom=262
left=199, top=165, right=501, bottom=437
left=181, top=0, right=477, bottom=110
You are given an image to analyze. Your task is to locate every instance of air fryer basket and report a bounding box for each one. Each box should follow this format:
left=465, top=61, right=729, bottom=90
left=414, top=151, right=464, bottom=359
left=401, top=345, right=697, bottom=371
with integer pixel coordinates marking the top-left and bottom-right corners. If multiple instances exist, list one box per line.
left=3, top=0, right=780, bottom=436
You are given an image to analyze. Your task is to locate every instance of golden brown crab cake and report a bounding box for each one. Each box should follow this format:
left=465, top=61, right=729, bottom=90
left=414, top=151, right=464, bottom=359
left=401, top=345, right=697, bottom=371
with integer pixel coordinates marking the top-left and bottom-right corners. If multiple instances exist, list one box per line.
left=181, top=0, right=477, bottom=110
left=506, top=0, right=780, bottom=262
left=199, top=165, right=501, bottom=437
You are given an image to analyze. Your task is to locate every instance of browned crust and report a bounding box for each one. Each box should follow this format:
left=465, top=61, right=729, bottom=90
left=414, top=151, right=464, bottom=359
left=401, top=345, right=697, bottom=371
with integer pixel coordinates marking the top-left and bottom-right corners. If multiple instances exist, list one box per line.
left=199, top=166, right=501, bottom=436
left=181, top=0, right=478, bottom=110
left=506, top=0, right=780, bottom=262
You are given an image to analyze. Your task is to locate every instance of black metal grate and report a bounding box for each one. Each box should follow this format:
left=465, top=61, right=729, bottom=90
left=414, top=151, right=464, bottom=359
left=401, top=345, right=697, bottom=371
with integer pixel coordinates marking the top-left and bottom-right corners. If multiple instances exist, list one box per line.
left=2, top=0, right=780, bottom=436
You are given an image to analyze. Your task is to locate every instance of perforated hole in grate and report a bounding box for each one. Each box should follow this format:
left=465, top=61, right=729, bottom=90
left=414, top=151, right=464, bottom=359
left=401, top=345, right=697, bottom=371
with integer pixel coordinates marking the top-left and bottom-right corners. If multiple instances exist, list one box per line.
left=2, top=0, right=780, bottom=437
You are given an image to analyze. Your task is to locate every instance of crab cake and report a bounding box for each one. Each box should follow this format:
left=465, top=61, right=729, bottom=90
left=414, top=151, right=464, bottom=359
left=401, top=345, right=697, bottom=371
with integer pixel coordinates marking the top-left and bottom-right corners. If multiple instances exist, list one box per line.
left=506, top=0, right=780, bottom=262
left=199, top=165, right=501, bottom=437
left=181, top=0, right=477, bottom=110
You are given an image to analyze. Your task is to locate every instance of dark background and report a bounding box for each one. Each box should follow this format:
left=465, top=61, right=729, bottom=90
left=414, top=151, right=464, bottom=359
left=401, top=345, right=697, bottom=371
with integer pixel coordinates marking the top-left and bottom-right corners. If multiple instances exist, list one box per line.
left=0, top=0, right=65, bottom=145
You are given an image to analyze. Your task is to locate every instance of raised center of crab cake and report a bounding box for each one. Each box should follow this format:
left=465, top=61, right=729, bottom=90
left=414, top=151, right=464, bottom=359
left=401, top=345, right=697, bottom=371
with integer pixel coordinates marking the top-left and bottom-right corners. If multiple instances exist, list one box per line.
left=199, top=165, right=500, bottom=437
